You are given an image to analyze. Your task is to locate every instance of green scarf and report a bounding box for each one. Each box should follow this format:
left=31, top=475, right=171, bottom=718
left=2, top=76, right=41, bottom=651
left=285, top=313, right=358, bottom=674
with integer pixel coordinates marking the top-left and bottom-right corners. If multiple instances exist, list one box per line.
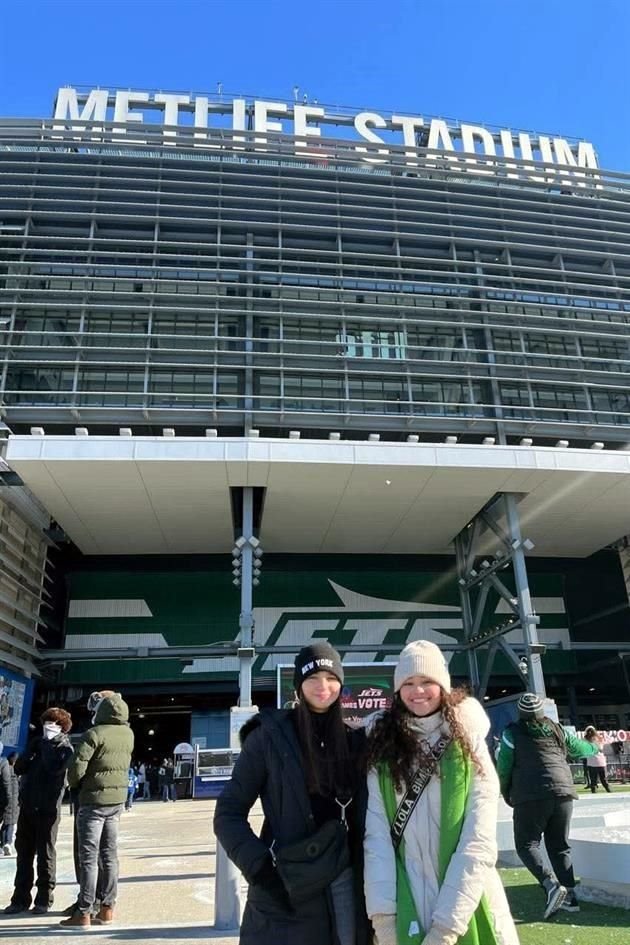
left=378, top=741, right=499, bottom=945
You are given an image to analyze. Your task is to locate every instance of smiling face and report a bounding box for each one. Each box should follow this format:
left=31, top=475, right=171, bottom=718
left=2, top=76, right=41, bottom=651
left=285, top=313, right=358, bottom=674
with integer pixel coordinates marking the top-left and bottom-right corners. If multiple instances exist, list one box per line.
left=300, top=671, right=342, bottom=713
left=399, top=675, right=443, bottom=717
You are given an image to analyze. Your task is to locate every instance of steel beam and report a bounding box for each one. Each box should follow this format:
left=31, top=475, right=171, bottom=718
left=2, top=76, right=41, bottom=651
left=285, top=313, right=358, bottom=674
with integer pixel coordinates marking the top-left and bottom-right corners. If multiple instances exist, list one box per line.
left=238, top=487, right=255, bottom=707
left=452, top=492, right=545, bottom=698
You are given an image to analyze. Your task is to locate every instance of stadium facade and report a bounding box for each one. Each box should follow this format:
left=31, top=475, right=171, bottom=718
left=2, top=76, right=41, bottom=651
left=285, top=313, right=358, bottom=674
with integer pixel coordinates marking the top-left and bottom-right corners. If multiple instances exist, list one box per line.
left=0, top=87, right=629, bottom=756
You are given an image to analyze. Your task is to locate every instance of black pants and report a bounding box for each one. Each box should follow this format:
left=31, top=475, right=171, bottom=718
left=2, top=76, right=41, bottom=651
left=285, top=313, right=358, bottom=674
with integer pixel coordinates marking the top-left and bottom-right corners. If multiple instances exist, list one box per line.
left=588, top=768, right=611, bottom=792
left=513, top=797, right=575, bottom=889
left=11, top=807, right=60, bottom=908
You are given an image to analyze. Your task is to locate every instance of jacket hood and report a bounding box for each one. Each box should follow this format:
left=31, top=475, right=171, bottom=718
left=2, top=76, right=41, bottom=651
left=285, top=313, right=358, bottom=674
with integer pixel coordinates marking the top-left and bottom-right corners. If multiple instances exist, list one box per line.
left=94, top=693, right=129, bottom=726
left=239, top=708, right=291, bottom=746
left=456, top=696, right=490, bottom=738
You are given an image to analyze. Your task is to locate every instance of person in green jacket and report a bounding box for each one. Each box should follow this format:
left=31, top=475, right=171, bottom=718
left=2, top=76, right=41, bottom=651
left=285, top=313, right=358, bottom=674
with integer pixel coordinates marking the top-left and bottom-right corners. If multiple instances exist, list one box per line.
left=60, top=691, right=134, bottom=930
left=497, top=692, right=601, bottom=919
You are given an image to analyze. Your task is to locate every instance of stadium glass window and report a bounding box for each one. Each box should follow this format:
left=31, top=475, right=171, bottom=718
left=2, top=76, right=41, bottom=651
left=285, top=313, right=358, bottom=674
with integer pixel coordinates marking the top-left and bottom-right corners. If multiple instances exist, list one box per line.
left=336, top=328, right=407, bottom=360
left=498, top=384, right=532, bottom=419
left=283, top=375, right=343, bottom=412
left=531, top=385, right=588, bottom=419
left=590, top=390, right=630, bottom=420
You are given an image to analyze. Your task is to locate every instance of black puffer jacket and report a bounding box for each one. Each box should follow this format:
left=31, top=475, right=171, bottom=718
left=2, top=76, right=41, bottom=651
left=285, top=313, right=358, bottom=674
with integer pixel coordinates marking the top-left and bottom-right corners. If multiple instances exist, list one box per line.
left=214, top=709, right=371, bottom=945
left=15, top=734, right=73, bottom=814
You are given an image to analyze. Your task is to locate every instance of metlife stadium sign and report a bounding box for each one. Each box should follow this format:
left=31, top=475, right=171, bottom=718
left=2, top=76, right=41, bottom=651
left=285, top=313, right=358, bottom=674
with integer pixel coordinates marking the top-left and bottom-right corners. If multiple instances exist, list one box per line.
left=53, top=86, right=599, bottom=185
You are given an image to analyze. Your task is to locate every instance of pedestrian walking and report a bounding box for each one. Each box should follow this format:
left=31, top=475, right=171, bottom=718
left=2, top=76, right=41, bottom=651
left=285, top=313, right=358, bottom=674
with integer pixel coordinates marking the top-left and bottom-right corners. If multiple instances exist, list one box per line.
left=162, top=759, right=177, bottom=802
left=364, top=640, right=518, bottom=945
left=138, top=761, right=150, bottom=800
left=0, top=749, right=19, bottom=856
left=3, top=708, right=73, bottom=915
left=60, top=691, right=134, bottom=930
left=214, top=642, right=371, bottom=945
left=584, top=726, right=611, bottom=793
left=125, top=767, right=138, bottom=810
left=497, top=692, right=602, bottom=917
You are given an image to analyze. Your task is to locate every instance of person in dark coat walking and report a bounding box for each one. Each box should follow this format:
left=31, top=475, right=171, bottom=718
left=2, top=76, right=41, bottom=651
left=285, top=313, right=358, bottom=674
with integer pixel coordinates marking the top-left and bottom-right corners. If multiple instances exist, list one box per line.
left=0, top=750, right=19, bottom=855
left=497, top=692, right=601, bottom=918
left=4, top=707, right=73, bottom=914
left=214, top=642, right=371, bottom=945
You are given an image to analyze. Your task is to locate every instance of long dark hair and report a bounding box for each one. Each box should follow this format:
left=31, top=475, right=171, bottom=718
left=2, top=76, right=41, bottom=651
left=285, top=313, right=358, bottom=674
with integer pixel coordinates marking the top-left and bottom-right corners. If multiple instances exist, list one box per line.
left=294, top=695, right=355, bottom=798
left=366, top=687, right=481, bottom=792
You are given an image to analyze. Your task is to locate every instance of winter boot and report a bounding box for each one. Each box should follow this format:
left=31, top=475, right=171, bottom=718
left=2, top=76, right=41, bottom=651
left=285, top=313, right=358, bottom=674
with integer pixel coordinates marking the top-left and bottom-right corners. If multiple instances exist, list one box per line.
left=93, top=905, right=114, bottom=925
left=59, top=913, right=91, bottom=929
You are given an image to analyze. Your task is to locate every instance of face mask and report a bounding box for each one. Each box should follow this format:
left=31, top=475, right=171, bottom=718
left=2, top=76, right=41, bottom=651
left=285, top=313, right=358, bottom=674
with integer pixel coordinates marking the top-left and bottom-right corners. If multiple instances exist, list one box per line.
left=43, top=722, right=62, bottom=740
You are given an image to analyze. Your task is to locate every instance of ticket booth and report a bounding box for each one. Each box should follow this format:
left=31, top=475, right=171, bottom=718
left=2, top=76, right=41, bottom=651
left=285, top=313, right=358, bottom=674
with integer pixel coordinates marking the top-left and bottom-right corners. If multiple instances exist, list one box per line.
left=173, top=741, right=195, bottom=799
left=192, top=746, right=239, bottom=798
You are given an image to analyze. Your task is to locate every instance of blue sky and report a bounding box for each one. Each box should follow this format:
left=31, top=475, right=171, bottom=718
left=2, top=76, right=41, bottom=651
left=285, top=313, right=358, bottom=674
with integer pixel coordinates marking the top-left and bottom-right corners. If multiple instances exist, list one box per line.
left=1, top=0, right=629, bottom=169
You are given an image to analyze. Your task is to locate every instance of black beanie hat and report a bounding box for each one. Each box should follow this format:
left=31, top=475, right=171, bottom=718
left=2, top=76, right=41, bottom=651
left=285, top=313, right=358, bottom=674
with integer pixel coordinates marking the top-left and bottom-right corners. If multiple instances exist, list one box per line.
left=293, top=642, right=344, bottom=693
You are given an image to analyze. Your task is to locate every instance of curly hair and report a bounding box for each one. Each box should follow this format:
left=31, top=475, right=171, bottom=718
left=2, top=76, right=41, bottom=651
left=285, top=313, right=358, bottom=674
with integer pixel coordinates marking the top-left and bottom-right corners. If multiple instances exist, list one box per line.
left=366, top=687, right=482, bottom=792
left=40, top=707, right=72, bottom=733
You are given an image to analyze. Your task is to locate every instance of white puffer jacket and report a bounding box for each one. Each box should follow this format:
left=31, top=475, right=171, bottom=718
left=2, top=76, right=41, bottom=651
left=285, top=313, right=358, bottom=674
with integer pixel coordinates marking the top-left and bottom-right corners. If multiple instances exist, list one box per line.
left=364, top=698, right=519, bottom=945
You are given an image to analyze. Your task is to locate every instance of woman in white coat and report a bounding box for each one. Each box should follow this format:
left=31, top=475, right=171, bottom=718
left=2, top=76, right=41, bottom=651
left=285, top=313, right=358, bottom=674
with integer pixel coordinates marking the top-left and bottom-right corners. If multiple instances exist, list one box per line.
left=363, top=641, right=519, bottom=945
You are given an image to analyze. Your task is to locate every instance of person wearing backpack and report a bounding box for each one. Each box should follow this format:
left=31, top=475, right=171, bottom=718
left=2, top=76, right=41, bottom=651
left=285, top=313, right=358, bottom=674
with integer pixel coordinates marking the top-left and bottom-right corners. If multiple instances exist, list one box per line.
left=364, top=641, right=518, bottom=945
left=497, top=692, right=602, bottom=917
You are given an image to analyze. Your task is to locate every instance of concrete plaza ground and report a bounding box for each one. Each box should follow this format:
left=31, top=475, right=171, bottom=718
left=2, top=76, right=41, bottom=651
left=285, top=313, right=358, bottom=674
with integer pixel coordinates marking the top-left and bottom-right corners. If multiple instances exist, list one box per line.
left=0, top=798, right=240, bottom=944
left=0, top=795, right=628, bottom=944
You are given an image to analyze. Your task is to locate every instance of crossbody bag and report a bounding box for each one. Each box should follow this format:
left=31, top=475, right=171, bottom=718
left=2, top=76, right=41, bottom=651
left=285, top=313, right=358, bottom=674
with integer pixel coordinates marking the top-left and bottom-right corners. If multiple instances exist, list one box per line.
left=270, top=796, right=352, bottom=905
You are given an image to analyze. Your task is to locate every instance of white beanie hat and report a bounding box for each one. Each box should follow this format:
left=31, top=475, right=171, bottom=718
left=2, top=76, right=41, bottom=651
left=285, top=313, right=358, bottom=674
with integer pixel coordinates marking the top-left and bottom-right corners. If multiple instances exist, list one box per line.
left=394, top=640, right=451, bottom=694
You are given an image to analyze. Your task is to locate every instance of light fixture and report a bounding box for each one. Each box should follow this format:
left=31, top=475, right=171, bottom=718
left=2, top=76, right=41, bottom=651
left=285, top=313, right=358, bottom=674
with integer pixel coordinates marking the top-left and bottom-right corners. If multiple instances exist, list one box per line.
left=385, top=479, right=392, bottom=486
left=148, top=728, right=155, bottom=736
left=138, top=713, right=145, bottom=719
left=589, top=687, right=596, bottom=692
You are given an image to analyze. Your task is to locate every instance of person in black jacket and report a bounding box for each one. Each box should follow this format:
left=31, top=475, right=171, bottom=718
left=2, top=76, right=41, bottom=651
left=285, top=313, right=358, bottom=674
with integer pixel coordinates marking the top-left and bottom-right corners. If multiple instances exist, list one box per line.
left=4, top=707, right=73, bottom=915
left=497, top=692, right=600, bottom=918
left=214, top=642, right=371, bottom=945
left=0, top=749, right=19, bottom=855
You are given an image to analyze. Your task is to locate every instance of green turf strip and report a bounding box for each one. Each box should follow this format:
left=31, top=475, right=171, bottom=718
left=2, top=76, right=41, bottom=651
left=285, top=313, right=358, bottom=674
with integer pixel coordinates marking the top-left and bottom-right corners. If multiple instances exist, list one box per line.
left=500, top=869, right=629, bottom=944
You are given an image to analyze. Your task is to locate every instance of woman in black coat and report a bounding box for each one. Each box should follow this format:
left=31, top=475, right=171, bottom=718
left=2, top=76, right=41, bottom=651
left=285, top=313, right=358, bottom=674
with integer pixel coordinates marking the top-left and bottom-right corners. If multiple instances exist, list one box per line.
left=214, top=643, right=372, bottom=945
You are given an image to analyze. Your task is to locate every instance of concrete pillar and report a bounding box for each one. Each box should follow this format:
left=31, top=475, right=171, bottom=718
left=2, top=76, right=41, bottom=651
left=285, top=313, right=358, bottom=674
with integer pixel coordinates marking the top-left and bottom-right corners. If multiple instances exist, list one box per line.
left=213, top=841, right=242, bottom=930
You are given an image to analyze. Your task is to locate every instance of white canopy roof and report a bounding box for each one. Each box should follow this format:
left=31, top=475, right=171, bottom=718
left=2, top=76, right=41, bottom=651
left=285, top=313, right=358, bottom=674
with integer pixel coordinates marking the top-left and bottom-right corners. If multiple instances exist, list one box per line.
left=6, top=435, right=630, bottom=557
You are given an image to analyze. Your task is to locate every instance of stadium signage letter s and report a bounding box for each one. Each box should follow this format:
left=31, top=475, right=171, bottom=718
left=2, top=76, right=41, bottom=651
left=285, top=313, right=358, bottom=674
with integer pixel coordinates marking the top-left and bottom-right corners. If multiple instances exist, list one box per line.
left=54, top=87, right=599, bottom=185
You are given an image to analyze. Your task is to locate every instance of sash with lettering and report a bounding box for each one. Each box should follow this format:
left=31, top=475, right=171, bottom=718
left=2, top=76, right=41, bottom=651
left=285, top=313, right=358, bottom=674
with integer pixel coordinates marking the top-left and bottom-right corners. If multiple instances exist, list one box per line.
left=378, top=739, right=499, bottom=945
